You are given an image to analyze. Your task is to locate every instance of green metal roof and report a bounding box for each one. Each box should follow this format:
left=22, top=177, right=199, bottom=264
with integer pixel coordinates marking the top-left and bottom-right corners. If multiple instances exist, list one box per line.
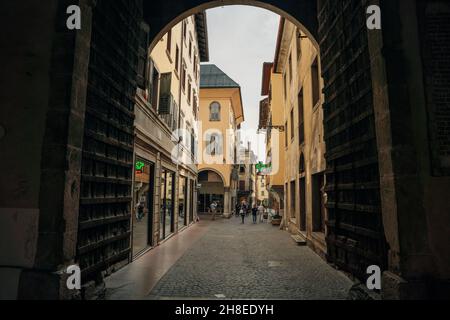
left=200, top=64, right=240, bottom=89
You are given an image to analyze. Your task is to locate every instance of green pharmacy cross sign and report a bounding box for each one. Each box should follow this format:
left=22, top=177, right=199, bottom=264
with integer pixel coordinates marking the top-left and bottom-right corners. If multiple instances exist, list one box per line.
left=135, top=161, right=145, bottom=173
left=255, top=162, right=271, bottom=174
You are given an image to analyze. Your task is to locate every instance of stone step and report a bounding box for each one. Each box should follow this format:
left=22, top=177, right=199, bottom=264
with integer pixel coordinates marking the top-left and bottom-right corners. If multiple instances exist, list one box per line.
left=291, top=234, right=307, bottom=246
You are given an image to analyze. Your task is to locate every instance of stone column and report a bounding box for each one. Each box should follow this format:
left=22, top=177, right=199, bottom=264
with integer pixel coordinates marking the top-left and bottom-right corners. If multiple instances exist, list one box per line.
left=369, top=0, right=450, bottom=299
left=0, top=0, right=94, bottom=299
left=223, top=187, right=231, bottom=218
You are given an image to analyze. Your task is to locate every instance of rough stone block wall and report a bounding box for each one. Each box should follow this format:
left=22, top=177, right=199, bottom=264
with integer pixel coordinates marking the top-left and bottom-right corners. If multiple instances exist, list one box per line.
left=418, top=0, right=450, bottom=176
left=319, top=0, right=388, bottom=281
left=77, top=0, right=143, bottom=286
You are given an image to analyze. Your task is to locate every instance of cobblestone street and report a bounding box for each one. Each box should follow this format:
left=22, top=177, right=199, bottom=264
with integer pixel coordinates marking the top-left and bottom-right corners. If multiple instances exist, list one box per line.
left=107, top=216, right=353, bottom=300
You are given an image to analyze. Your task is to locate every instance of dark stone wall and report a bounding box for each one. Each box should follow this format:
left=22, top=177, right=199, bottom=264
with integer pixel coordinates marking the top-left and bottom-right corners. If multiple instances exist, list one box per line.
left=76, top=0, right=142, bottom=290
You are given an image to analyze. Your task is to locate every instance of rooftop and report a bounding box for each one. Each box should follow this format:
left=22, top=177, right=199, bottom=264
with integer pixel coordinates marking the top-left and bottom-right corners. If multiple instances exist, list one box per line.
left=200, top=64, right=240, bottom=89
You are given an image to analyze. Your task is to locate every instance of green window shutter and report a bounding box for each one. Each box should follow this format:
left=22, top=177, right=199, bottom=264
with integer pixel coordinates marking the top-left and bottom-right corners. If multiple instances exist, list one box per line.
left=159, top=72, right=172, bottom=115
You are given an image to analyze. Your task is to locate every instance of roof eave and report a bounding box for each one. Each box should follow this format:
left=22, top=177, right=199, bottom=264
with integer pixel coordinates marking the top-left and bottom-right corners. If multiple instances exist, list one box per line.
left=195, top=11, right=210, bottom=62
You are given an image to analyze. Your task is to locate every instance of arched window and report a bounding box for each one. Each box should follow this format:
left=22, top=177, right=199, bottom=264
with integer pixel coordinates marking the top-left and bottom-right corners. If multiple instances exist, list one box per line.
left=209, top=102, right=221, bottom=121
left=206, top=132, right=223, bottom=156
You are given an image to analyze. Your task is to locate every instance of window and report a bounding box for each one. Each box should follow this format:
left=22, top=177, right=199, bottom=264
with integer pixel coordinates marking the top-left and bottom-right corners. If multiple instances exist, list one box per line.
left=311, top=57, right=320, bottom=107
left=190, top=129, right=196, bottom=158
left=148, top=60, right=160, bottom=110
left=290, top=180, right=296, bottom=218
left=299, top=153, right=305, bottom=173
left=166, top=29, right=172, bottom=55
left=193, top=91, right=198, bottom=119
left=290, top=109, right=294, bottom=140
left=181, top=61, right=186, bottom=92
left=209, top=102, right=221, bottom=121
left=207, top=133, right=222, bottom=156
left=193, top=55, right=197, bottom=75
left=288, top=53, right=293, bottom=83
left=187, top=80, right=192, bottom=105
left=296, top=29, right=302, bottom=62
left=285, top=122, right=288, bottom=147
left=183, top=21, right=187, bottom=42
left=175, top=46, right=180, bottom=73
left=298, top=89, right=305, bottom=144
left=189, top=39, right=192, bottom=60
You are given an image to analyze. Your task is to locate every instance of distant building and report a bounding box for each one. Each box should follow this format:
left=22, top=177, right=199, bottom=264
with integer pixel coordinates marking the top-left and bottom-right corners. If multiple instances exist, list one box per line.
left=198, top=64, right=244, bottom=217
left=256, top=174, right=269, bottom=206
left=237, top=144, right=257, bottom=207
left=259, top=62, right=286, bottom=218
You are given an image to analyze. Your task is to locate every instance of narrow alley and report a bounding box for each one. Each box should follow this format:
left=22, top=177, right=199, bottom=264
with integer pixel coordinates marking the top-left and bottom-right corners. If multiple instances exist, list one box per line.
left=106, top=216, right=352, bottom=300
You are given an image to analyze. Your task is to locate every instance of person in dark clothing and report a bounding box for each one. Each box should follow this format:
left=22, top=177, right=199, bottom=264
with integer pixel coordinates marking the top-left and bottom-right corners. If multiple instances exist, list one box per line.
left=240, top=205, right=245, bottom=224
left=235, top=203, right=240, bottom=217
left=252, top=204, right=258, bottom=224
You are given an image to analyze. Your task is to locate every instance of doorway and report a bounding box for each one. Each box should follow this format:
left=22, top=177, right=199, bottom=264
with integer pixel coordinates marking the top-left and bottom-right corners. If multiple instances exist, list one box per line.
left=312, top=172, right=325, bottom=233
left=299, top=177, right=306, bottom=232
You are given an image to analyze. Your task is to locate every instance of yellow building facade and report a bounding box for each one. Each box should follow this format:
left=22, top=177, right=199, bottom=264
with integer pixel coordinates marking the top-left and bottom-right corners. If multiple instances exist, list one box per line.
left=132, top=13, right=209, bottom=257
left=261, top=18, right=327, bottom=258
left=198, top=64, right=244, bottom=217
left=260, top=63, right=286, bottom=217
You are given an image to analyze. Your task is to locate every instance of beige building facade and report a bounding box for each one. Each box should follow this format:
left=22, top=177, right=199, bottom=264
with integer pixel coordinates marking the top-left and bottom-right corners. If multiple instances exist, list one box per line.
left=261, top=17, right=327, bottom=258
left=132, top=13, right=209, bottom=257
left=259, top=63, right=286, bottom=218
left=198, top=64, right=244, bottom=217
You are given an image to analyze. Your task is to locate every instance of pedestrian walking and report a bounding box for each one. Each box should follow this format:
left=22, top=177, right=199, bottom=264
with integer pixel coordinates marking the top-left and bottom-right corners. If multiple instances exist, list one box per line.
left=258, top=203, right=265, bottom=223
left=210, top=201, right=217, bottom=221
left=235, top=203, right=240, bottom=218
left=252, top=204, right=258, bottom=224
left=240, top=206, right=245, bottom=224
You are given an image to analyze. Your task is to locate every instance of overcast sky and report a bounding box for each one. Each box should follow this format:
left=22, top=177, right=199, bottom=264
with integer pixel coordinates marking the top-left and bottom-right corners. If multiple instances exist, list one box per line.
left=204, top=5, right=280, bottom=161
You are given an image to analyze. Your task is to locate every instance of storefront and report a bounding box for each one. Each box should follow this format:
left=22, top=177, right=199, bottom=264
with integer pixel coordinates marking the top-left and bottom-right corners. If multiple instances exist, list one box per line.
left=132, top=158, right=155, bottom=257
left=160, top=168, right=175, bottom=240
left=178, top=176, right=188, bottom=228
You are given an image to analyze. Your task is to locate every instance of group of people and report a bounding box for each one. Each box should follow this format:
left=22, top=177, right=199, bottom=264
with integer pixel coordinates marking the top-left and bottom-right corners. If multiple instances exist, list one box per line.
left=235, top=201, right=266, bottom=224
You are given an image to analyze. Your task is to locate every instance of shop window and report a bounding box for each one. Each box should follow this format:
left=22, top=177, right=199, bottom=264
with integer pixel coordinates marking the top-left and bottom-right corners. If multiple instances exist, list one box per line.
left=160, top=169, right=175, bottom=240
left=133, top=159, right=154, bottom=256
left=178, top=177, right=188, bottom=228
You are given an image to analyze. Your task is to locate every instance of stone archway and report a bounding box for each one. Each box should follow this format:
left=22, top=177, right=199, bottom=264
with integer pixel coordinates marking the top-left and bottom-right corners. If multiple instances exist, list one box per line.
left=1, top=0, right=449, bottom=299
left=198, top=169, right=227, bottom=215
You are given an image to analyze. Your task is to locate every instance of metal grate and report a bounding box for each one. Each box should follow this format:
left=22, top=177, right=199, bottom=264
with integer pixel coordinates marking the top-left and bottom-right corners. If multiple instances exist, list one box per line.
left=319, top=0, right=388, bottom=281
left=77, top=0, right=143, bottom=284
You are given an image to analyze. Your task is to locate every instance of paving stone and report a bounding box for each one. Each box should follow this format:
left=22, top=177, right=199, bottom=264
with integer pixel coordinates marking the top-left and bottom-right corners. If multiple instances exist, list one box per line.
left=148, top=217, right=353, bottom=300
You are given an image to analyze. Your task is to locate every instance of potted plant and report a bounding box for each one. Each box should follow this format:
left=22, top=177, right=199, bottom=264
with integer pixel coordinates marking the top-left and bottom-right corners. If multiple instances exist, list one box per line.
left=271, top=213, right=282, bottom=226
